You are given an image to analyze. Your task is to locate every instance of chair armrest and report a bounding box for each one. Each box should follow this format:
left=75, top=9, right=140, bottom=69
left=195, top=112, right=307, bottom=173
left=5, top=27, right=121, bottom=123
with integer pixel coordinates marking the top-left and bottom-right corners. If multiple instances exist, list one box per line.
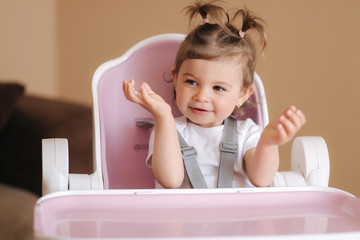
left=43, top=138, right=103, bottom=193
left=69, top=172, right=103, bottom=190
left=69, top=174, right=91, bottom=190
left=272, top=136, right=330, bottom=187
left=291, top=136, right=330, bottom=186
left=272, top=171, right=306, bottom=187
left=42, top=138, right=69, bottom=195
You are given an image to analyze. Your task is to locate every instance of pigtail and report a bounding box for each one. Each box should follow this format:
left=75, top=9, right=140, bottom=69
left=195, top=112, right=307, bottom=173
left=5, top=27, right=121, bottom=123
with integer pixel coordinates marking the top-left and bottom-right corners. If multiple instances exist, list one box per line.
left=184, top=0, right=232, bottom=35
left=233, top=8, right=267, bottom=52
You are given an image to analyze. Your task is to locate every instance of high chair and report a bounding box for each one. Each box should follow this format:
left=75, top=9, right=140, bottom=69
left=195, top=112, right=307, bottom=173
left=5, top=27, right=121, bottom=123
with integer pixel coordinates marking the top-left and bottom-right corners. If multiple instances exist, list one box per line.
left=34, top=34, right=360, bottom=239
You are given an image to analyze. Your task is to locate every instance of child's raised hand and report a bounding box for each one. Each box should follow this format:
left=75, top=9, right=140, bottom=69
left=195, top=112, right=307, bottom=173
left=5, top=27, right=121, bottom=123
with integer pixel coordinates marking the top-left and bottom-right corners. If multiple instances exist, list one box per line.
left=122, top=79, right=172, bottom=118
left=260, top=106, right=306, bottom=146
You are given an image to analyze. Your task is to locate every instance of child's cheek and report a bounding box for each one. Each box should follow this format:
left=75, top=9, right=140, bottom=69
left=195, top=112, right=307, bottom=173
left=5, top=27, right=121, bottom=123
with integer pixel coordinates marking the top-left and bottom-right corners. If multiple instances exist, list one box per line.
left=215, top=98, right=236, bottom=115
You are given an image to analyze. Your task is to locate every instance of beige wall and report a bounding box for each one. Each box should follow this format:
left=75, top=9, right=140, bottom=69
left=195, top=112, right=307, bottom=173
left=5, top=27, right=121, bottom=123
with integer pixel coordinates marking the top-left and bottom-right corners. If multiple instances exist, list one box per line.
left=0, top=0, right=57, bottom=97
left=2, top=0, right=360, bottom=196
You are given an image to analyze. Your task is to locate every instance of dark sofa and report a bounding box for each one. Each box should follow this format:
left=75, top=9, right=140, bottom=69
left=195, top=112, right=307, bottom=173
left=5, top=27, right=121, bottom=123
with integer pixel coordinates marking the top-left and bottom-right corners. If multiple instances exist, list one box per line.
left=0, top=82, right=93, bottom=240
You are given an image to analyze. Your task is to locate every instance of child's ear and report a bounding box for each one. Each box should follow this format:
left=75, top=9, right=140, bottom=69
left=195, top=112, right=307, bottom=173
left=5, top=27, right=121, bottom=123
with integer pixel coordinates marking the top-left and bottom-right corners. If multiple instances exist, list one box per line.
left=237, top=85, right=254, bottom=107
left=171, top=67, right=178, bottom=88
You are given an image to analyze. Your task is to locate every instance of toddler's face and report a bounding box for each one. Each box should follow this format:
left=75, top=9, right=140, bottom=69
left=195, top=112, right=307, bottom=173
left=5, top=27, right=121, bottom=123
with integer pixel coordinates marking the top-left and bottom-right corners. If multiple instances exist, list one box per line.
left=172, top=58, right=252, bottom=127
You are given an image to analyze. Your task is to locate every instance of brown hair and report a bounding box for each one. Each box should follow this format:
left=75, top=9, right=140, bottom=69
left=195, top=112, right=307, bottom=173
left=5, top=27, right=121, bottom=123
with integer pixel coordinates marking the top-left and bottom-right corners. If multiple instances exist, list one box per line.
left=174, top=0, right=267, bottom=90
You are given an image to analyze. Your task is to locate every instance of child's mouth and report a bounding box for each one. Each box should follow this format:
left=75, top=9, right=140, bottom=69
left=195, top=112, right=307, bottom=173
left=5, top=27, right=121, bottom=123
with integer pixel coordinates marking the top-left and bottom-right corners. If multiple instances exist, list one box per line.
left=190, top=107, right=209, bottom=115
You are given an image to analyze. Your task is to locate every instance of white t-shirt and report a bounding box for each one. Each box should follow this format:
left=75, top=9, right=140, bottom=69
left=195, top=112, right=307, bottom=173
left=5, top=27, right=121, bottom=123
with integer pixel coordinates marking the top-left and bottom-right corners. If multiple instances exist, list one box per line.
left=146, top=116, right=262, bottom=188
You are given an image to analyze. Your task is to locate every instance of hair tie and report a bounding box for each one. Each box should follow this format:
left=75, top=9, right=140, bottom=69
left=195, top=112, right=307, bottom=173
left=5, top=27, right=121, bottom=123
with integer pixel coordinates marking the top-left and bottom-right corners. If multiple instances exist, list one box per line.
left=203, top=18, right=209, bottom=24
left=239, top=30, right=246, bottom=38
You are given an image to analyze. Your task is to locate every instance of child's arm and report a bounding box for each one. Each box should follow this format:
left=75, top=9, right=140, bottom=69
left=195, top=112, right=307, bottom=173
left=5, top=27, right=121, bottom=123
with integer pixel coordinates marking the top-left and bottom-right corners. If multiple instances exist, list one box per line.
left=123, top=79, right=184, bottom=188
left=245, top=106, right=306, bottom=187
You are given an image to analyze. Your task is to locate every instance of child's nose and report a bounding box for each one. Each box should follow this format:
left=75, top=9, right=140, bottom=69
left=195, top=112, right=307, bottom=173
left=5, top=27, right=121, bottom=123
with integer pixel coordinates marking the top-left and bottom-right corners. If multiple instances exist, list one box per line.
left=193, top=89, right=209, bottom=102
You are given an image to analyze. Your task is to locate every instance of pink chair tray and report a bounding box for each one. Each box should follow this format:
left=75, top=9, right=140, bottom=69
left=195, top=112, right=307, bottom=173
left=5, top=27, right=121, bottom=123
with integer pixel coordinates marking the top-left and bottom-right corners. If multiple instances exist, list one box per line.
left=34, top=187, right=360, bottom=239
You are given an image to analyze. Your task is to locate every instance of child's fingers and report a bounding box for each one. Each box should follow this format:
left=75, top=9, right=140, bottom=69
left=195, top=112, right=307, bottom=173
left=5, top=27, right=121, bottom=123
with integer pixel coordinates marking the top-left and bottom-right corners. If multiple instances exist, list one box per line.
left=285, top=109, right=302, bottom=129
left=140, top=82, right=152, bottom=92
left=140, top=82, right=155, bottom=98
left=276, top=123, right=288, bottom=141
left=289, top=110, right=306, bottom=129
left=140, top=82, right=159, bottom=104
left=129, top=79, right=140, bottom=95
left=123, top=79, right=142, bottom=103
left=140, top=83, right=152, bottom=105
left=295, top=109, right=306, bottom=125
left=122, top=80, right=131, bottom=99
left=279, top=115, right=296, bottom=136
left=284, top=106, right=306, bottom=128
left=123, top=80, right=134, bottom=100
left=287, top=105, right=297, bottom=113
left=264, top=105, right=306, bottom=145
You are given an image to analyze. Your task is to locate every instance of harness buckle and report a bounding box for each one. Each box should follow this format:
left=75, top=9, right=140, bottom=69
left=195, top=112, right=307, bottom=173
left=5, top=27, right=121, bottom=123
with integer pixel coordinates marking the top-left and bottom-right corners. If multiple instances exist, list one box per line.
left=181, top=146, right=198, bottom=160
left=220, top=142, right=238, bottom=154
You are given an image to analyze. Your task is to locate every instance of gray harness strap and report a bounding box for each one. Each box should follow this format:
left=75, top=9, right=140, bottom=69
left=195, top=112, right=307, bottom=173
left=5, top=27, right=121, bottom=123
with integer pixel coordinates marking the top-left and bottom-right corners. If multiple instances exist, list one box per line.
left=218, top=117, right=238, bottom=188
left=178, top=133, right=208, bottom=188
left=178, top=117, right=238, bottom=188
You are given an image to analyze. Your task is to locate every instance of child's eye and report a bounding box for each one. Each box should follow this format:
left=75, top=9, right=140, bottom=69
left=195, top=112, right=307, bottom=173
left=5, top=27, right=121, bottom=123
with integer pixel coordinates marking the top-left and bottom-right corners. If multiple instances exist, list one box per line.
left=213, top=86, right=226, bottom=92
left=185, top=79, right=197, bottom=86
